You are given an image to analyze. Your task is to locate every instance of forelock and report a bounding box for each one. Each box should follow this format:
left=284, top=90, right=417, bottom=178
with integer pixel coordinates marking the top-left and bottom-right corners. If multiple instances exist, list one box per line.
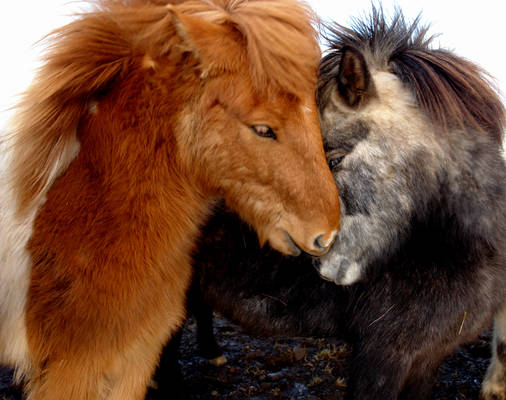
left=177, top=0, right=322, bottom=97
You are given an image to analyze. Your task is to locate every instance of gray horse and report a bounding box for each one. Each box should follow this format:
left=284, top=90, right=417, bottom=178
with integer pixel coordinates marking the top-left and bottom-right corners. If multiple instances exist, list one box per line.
left=152, top=8, right=506, bottom=400
left=315, top=8, right=506, bottom=399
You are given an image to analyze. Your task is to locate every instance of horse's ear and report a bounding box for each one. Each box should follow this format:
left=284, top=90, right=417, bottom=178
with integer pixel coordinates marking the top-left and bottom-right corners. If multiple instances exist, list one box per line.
left=166, top=6, right=233, bottom=78
left=166, top=7, right=205, bottom=69
left=336, top=46, right=374, bottom=108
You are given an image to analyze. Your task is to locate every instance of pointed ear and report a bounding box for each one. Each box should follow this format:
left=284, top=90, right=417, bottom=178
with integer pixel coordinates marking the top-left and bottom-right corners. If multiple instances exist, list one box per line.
left=336, top=46, right=374, bottom=108
left=166, top=6, right=240, bottom=79
left=166, top=6, right=206, bottom=73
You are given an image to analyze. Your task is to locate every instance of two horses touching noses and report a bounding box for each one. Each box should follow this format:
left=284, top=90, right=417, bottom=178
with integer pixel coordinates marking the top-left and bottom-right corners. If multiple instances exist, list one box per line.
left=1, top=1, right=505, bottom=400
left=151, top=7, right=506, bottom=400
left=0, top=0, right=340, bottom=399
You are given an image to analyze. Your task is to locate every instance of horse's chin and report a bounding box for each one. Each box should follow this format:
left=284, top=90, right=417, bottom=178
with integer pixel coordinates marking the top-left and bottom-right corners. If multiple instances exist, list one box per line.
left=266, top=227, right=336, bottom=257
left=266, top=228, right=302, bottom=256
left=314, top=255, right=363, bottom=286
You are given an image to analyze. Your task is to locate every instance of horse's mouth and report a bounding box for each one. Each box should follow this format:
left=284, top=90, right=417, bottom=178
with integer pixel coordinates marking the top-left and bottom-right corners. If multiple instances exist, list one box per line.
left=283, top=231, right=302, bottom=256
left=284, top=231, right=333, bottom=257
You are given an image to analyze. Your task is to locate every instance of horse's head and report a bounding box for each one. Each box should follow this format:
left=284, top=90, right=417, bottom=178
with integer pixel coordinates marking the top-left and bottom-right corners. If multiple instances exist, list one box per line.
left=169, top=1, right=340, bottom=256
left=313, top=9, right=504, bottom=284
left=314, top=44, right=417, bottom=284
left=11, top=0, right=339, bottom=257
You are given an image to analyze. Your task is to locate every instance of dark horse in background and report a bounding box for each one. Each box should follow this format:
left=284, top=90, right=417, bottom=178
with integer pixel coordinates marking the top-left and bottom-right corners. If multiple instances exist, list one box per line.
left=151, top=8, right=506, bottom=400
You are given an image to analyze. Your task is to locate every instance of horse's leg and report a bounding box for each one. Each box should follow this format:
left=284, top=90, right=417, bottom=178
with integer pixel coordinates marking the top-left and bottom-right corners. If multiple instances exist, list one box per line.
left=148, top=329, right=184, bottom=400
left=346, top=329, right=422, bottom=400
left=105, top=298, right=189, bottom=400
left=397, top=358, right=442, bottom=400
left=25, top=338, right=164, bottom=400
left=106, top=338, right=164, bottom=400
left=347, top=333, right=450, bottom=400
left=148, top=276, right=226, bottom=399
left=26, top=360, right=103, bottom=400
left=345, top=345, right=406, bottom=400
left=481, top=302, right=506, bottom=400
left=187, top=278, right=225, bottom=365
left=25, top=281, right=188, bottom=400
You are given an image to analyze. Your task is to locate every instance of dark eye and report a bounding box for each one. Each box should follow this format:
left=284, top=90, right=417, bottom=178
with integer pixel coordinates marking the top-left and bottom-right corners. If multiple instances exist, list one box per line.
left=250, top=124, right=277, bottom=140
left=328, top=155, right=345, bottom=170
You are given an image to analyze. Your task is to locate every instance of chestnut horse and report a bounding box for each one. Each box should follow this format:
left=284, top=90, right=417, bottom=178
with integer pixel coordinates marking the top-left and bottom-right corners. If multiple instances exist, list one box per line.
left=0, top=1, right=340, bottom=399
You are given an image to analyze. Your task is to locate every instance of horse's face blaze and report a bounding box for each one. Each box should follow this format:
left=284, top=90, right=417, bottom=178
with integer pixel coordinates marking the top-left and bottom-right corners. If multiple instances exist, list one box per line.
left=195, top=74, right=340, bottom=256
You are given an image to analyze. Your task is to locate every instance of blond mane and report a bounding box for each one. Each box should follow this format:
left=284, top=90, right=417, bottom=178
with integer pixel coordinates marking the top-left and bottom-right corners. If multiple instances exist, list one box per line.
left=8, top=0, right=321, bottom=216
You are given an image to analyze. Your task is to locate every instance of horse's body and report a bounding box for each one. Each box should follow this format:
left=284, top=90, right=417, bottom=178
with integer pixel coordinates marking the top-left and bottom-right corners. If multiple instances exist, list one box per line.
left=0, top=1, right=340, bottom=399
left=154, top=9, right=506, bottom=400
left=316, top=11, right=505, bottom=399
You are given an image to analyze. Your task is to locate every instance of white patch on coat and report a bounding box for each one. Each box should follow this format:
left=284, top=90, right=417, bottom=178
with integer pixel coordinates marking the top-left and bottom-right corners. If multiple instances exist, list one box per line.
left=481, top=303, right=506, bottom=398
left=317, top=253, right=362, bottom=285
left=0, top=146, right=34, bottom=376
left=0, top=128, right=80, bottom=378
left=482, top=145, right=506, bottom=398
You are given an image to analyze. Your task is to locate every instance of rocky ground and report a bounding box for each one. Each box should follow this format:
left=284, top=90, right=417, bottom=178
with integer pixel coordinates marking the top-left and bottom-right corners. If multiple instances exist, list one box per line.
left=0, top=315, right=492, bottom=400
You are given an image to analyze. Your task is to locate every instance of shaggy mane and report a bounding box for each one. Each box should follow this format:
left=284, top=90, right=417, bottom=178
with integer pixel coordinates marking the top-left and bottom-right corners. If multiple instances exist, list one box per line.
left=8, top=0, right=320, bottom=215
left=319, top=7, right=505, bottom=143
left=170, top=0, right=321, bottom=95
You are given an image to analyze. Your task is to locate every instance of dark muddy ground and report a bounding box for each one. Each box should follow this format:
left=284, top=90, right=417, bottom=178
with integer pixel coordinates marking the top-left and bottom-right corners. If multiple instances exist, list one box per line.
left=0, top=314, right=492, bottom=400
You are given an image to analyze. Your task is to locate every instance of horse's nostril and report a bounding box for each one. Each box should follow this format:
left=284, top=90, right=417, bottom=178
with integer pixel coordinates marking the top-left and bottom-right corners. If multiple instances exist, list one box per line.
left=314, top=231, right=337, bottom=250
left=314, top=234, right=326, bottom=250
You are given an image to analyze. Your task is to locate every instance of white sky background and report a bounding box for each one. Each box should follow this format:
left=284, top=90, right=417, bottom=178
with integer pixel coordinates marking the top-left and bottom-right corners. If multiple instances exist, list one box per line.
left=0, top=0, right=504, bottom=130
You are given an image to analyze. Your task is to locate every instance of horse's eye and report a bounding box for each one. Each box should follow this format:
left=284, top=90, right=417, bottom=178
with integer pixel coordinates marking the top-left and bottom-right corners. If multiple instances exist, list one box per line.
left=328, top=155, right=345, bottom=170
left=250, top=124, right=277, bottom=140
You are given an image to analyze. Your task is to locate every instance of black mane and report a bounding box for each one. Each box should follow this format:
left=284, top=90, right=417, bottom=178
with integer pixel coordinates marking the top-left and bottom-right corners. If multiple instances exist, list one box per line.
left=319, top=7, right=505, bottom=143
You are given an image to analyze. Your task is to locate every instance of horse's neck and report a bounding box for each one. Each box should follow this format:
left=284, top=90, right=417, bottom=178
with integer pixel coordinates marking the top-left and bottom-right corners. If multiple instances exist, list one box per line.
left=55, top=103, right=211, bottom=267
